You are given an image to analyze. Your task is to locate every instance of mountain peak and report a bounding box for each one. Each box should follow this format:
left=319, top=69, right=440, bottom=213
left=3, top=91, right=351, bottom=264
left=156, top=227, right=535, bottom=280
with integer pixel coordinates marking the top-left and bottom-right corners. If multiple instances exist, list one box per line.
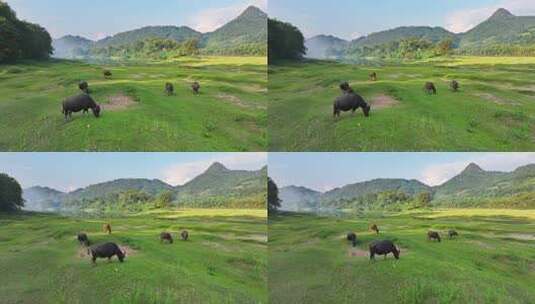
left=490, top=8, right=514, bottom=19
left=206, top=162, right=229, bottom=173
left=238, top=5, right=266, bottom=19
left=462, top=163, right=485, bottom=174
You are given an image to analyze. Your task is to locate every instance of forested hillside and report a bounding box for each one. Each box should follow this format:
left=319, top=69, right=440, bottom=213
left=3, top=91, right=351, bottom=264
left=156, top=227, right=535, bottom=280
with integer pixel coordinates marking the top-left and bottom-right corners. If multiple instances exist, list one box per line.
left=20, top=163, right=266, bottom=213
left=0, top=1, right=52, bottom=63
left=279, top=163, right=535, bottom=211
left=52, top=6, right=267, bottom=59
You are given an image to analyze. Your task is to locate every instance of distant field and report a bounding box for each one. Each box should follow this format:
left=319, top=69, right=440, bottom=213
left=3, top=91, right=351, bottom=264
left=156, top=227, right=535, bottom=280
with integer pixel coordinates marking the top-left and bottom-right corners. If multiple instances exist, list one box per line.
left=269, top=209, right=535, bottom=303
left=0, top=56, right=266, bottom=151
left=268, top=56, right=535, bottom=151
left=0, top=209, right=267, bottom=304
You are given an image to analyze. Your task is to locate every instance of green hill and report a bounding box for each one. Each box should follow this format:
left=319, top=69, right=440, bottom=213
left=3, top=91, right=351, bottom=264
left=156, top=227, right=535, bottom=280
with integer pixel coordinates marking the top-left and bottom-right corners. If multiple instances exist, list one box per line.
left=279, top=185, right=322, bottom=211
left=202, top=6, right=267, bottom=55
left=279, top=163, right=535, bottom=210
left=321, top=178, right=431, bottom=203
left=305, top=35, right=349, bottom=59
left=351, top=26, right=456, bottom=48
left=95, top=26, right=202, bottom=48
left=52, top=6, right=267, bottom=58
left=22, top=186, right=65, bottom=211
left=66, top=178, right=174, bottom=201
left=51, top=35, right=94, bottom=59
left=304, top=8, right=535, bottom=59
left=177, top=162, right=266, bottom=200
left=21, top=162, right=266, bottom=211
left=459, top=8, right=535, bottom=48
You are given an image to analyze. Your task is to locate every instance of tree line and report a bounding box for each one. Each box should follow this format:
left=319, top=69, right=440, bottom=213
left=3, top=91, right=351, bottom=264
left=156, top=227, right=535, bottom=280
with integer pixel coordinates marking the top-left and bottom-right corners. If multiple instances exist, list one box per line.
left=0, top=1, right=52, bottom=63
left=0, top=173, right=24, bottom=212
left=268, top=18, right=306, bottom=62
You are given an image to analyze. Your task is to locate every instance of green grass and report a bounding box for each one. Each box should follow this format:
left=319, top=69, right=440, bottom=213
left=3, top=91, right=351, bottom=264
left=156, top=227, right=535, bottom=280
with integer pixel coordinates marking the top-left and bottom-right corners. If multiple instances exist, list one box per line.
left=0, top=56, right=266, bottom=151
left=0, top=209, right=267, bottom=304
left=268, top=56, right=535, bottom=151
left=268, top=209, right=535, bottom=304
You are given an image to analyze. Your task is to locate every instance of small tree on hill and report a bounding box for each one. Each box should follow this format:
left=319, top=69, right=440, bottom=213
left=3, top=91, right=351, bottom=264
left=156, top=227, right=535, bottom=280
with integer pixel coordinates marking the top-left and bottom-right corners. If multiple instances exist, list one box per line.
left=268, top=177, right=281, bottom=214
left=436, top=38, right=454, bottom=56
left=0, top=173, right=24, bottom=212
left=415, top=192, right=432, bottom=208
left=155, top=190, right=174, bottom=209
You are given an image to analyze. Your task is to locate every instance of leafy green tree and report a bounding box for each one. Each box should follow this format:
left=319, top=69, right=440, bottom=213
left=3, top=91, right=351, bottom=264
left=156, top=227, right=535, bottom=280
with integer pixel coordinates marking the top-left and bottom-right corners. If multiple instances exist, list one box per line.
left=415, top=192, right=432, bottom=208
left=0, top=173, right=24, bottom=212
left=182, top=38, right=199, bottom=56
left=0, top=1, right=53, bottom=63
left=268, top=18, right=306, bottom=62
left=436, top=38, right=453, bottom=56
left=268, top=177, right=281, bottom=214
left=155, top=190, right=174, bottom=208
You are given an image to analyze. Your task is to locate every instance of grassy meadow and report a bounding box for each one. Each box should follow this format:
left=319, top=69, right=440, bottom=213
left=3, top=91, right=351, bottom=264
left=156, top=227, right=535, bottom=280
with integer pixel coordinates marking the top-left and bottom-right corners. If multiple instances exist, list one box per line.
left=0, top=56, right=266, bottom=151
left=268, top=209, right=535, bottom=303
left=268, top=56, right=535, bottom=151
left=0, top=209, right=267, bottom=304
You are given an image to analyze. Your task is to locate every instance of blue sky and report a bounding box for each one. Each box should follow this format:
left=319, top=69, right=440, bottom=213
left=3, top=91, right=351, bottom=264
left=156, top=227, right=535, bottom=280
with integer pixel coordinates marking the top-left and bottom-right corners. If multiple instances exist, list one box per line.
left=0, top=153, right=266, bottom=192
left=269, top=153, right=535, bottom=192
left=5, top=0, right=266, bottom=40
left=269, top=0, right=535, bottom=39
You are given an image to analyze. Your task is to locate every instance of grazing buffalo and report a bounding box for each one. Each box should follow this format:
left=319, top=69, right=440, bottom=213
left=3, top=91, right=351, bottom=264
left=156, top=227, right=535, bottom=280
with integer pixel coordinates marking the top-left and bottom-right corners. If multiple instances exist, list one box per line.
left=450, top=80, right=460, bottom=92
left=79, top=81, right=89, bottom=94
left=369, top=72, right=377, bottom=81
left=103, top=70, right=112, bottom=79
left=160, top=232, right=173, bottom=244
left=62, top=94, right=101, bottom=120
left=103, top=223, right=112, bottom=234
left=370, top=224, right=379, bottom=235
left=427, top=231, right=441, bottom=242
left=424, top=82, right=437, bottom=95
left=369, top=240, right=400, bottom=260
left=165, top=82, right=174, bottom=96
left=340, top=81, right=353, bottom=93
left=77, top=233, right=90, bottom=247
left=192, top=82, right=200, bottom=94
left=181, top=230, right=189, bottom=241
left=333, top=91, right=371, bottom=118
left=448, top=230, right=458, bottom=239
left=346, top=232, right=357, bottom=247
left=89, top=242, right=125, bottom=264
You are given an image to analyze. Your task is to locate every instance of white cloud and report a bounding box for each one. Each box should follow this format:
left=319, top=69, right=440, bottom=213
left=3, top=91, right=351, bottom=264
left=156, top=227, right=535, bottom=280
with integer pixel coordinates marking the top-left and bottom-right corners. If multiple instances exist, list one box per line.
left=446, top=0, right=535, bottom=33
left=162, top=153, right=266, bottom=186
left=420, top=153, right=535, bottom=186
left=187, top=0, right=266, bottom=33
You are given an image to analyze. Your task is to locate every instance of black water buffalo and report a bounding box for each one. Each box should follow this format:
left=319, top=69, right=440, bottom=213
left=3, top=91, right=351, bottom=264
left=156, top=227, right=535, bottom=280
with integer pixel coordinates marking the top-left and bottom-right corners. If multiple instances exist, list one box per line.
left=424, top=82, right=437, bottom=95
left=62, top=94, right=101, bottom=120
left=181, top=230, right=189, bottom=241
left=448, top=230, right=459, bottom=239
left=340, top=81, right=353, bottom=93
left=89, top=242, right=125, bottom=264
left=160, top=232, right=173, bottom=244
left=165, top=82, right=174, bottom=96
left=427, top=231, right=441, bottom=242
left=103, top=70, right=112, bottom=79
left=450, top=80, right=460, bottom=92
left=333, top=91, right=371, bottom=118
left=77, top=232, right=90, bottom=247
left=103, top=223, right=112, bottom=234
left=192, top=82, right=200, bottom=94
left=369, top=240, right=400, bottom=260
left=346, top=232, right=357, bottom=247
left=79, top=81, right=89, bottom=94
left=370, top=224, right=379, bottom=235
left=369, top=72, right=377, bottom=81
